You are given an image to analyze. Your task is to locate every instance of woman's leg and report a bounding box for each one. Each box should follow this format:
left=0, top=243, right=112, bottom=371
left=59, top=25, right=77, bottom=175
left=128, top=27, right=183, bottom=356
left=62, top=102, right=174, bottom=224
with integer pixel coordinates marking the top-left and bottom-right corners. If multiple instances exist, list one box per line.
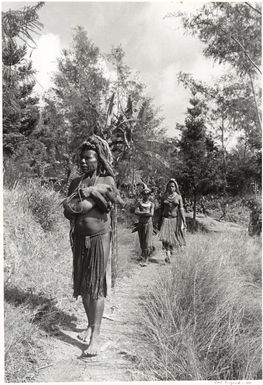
left=84, top=232, right=111, bottom=356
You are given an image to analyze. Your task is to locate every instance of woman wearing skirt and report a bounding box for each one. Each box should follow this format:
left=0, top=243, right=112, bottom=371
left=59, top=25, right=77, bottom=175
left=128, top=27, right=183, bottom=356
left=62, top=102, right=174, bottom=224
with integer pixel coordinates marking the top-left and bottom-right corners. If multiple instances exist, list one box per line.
left=159, top=179, right=186, bottom=263
left=134, top=185, right=154, bottom=264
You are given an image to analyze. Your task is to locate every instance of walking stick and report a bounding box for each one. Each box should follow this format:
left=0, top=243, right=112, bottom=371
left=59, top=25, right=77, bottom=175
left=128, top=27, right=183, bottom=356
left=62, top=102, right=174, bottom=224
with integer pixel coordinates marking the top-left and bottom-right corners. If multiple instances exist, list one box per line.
left=110, top=203, right=118, bottom=287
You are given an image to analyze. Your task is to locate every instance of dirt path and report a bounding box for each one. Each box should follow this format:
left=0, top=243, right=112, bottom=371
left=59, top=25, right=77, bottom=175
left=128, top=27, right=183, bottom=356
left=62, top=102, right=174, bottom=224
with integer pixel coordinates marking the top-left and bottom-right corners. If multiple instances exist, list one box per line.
left=35, top=248, right=165, bottom=382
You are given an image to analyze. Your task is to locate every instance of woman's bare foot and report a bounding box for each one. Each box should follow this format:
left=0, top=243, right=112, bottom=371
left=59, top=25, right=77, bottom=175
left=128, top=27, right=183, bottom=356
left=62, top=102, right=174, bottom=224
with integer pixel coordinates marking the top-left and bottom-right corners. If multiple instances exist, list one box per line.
left=77, top=326, right=92, bottom=343
left=84, top=332, right=101, bottom=356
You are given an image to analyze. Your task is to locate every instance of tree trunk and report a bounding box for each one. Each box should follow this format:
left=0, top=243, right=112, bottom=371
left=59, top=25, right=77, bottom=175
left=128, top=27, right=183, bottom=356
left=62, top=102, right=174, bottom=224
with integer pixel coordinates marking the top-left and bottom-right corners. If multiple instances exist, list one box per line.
left=110, top=204, right=118, bottom=287
left=220, top=117, right=228, bottom=192
left=131, top=157, right=135, bottom=196
left=248, top=71, right=262, bottom=130
left=193, top=193, right=197, bottom=222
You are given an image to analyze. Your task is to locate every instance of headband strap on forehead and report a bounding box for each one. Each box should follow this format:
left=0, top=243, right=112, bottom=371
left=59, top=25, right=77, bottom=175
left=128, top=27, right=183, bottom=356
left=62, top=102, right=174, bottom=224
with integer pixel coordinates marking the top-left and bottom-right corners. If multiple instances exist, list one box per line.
left=81, top=135, right=113, bottom=163
left=80, top=134, right=114, bottom=178
left=166, top=178, right=180, bottom=193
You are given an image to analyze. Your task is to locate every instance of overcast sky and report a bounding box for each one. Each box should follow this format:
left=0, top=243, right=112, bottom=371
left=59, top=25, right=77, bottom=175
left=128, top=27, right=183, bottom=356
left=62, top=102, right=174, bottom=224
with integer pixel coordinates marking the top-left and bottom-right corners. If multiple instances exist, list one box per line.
left=2, top=1, right=229, bottom=136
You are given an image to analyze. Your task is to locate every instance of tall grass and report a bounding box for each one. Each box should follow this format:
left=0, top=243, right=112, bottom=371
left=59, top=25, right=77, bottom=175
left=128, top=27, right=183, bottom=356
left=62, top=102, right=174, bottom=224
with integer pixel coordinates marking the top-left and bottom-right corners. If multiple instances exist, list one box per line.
left=4, top=302, right=46, bottom=382
left=136, top=232, right=262, bottom=380
left=4, top=180, right=73, bottom=382
left=4, top=180, right=70, bottom=295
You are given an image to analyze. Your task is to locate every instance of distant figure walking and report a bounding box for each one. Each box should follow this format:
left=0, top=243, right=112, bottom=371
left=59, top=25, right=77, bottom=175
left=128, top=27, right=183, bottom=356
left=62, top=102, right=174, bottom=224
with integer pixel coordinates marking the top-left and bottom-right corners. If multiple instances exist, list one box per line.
left=247, top=199, right=262, bottom=236
left=218, top=198, right=229, bottom=221
left=134, top=185, right=154, bottom=265
left=200, top=196, right=208, bottom=217
left=159, top=179, right=186, bottom=263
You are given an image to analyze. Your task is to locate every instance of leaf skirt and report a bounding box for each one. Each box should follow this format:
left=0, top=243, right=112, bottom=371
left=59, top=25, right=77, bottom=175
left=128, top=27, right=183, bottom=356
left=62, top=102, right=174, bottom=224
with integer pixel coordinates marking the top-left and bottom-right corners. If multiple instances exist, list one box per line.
left=159, top=216, right=186, bottom=248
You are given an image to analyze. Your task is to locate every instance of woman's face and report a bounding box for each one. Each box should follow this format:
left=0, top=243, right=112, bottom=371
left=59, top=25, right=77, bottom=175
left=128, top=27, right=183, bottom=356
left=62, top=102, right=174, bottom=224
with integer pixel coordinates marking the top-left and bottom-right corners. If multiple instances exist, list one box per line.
left=80, top=149, right=98, bottom=174
left=142, top=191, right=149, bottom=201
left=167, top=182, right=176, bottom=194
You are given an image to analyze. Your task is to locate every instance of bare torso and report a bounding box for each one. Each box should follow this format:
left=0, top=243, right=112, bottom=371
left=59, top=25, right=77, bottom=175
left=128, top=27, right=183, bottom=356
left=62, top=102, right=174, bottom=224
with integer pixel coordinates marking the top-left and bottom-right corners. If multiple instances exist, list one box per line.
left=72, top=176, right=113, bottom=236
left=162, top=193, right=182, bottom=218
left=135, top=201, right=153, bottom=224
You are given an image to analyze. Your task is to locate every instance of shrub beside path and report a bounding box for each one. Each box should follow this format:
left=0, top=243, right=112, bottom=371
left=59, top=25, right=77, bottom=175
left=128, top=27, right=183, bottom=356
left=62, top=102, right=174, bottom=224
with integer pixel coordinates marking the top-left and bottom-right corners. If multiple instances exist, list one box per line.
left=36, top=253, right=164, bottom=382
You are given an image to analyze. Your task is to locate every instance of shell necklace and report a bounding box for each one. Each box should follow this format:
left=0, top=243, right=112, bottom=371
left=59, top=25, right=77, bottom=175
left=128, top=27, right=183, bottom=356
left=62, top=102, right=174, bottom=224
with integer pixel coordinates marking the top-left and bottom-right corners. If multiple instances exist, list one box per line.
left=166, top=192, right=177, bottom=201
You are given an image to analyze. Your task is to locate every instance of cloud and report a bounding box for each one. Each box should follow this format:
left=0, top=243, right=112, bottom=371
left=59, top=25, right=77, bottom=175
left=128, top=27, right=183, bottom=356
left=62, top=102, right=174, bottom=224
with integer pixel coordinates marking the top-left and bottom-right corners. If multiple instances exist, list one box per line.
left=31, top=33, right=62, bottom=93
left=126, top=2, right=229, bottom=135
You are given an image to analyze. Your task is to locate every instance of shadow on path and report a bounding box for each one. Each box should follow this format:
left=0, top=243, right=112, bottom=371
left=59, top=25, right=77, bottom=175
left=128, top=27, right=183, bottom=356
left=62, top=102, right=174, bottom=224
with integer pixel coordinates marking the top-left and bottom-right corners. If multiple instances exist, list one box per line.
left=5, top=285, right=86, bottom=352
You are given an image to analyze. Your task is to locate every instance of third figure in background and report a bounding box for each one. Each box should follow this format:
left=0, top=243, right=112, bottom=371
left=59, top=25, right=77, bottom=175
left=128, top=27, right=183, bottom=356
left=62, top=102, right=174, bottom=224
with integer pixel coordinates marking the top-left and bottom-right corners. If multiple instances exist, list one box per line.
left=134, top=185, right=154, bottom=265
left=159, top=179, right=186, bottom=263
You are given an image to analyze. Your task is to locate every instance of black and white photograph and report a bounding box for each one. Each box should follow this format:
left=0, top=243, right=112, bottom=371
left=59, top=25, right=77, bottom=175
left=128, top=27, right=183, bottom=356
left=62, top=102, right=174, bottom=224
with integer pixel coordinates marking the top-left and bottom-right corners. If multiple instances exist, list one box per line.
left=2, top=0, right=262, bottom=382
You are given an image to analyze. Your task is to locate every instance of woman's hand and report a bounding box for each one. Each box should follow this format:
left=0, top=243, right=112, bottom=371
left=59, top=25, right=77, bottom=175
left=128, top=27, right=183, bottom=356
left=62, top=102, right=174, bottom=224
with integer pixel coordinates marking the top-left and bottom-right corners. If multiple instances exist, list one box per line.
left=182, top=222, right=187, bottom=231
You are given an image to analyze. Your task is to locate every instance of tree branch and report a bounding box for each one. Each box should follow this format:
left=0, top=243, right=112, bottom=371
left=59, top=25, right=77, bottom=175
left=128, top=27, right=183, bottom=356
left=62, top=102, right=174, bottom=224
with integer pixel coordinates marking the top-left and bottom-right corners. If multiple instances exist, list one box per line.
left=229, top=33, right=262, bottom=75
left=245, top=2, right=262, bottom=15
left=248, top=71, right=262, bottom=129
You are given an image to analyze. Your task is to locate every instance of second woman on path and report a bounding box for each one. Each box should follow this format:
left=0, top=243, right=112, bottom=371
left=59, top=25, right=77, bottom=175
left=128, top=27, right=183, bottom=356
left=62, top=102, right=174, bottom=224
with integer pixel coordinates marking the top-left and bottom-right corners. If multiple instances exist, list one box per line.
left=134, top=186, right=154, bottom=265
left=159, top=179, right=186, bottom=263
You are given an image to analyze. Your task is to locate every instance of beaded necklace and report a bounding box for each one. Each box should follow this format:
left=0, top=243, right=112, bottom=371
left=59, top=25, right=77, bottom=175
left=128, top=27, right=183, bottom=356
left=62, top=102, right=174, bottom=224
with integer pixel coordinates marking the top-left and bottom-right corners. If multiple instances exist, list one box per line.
left=166, top=192, right=177, bottom=202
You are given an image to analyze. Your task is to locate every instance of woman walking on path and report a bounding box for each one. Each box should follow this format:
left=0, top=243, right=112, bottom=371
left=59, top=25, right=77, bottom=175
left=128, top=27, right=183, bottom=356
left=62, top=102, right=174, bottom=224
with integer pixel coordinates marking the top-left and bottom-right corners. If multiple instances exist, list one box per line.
left=62, top=134, right=123, bottom=356
left=134, top=185, right=154, bottom=265
left=159, top=179, right=186, bottom=263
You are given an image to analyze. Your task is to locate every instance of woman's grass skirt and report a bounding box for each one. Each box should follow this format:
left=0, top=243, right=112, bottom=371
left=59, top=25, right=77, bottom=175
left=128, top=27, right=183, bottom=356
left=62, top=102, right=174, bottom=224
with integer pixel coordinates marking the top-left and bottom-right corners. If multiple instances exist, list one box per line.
left=72, top=232, right=107, bottom=300
left=137, top=220, right=154, bottom=258
left=159, top=216, right=186, bottom=249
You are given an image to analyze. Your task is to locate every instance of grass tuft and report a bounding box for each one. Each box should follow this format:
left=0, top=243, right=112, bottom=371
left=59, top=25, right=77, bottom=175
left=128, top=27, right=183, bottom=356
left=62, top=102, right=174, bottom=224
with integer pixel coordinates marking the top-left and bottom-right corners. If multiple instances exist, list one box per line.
left=136, top=232, right=262, bottom=380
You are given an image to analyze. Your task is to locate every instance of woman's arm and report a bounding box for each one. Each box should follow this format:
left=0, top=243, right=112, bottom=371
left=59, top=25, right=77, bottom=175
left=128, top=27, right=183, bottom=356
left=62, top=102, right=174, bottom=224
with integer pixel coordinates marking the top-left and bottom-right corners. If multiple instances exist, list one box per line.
left=150, top=202, right=155, bottom=217
left=179, top=196, right=186, bottom=226
left=63, top=178, right=81, bottom=220
left=135, top=204, right=142, bottom=216
left=158, top=199, right=164, bottom=230
left=82, top=176, right=125, bottom=211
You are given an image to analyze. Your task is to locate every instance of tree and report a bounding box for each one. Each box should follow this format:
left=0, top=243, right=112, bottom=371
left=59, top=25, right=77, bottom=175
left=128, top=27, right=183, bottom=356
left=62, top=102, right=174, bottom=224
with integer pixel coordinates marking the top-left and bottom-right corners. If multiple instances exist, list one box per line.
left=105, top=46, right=167, bottom=190
left=177, top=2, right=261, bottom=76
left=52, top=26, right=109, bottom=154
left=176, top=2, right=261, bottom=131
left=179, top=94, right=220, bottom=220
left=177, top=71, right=261, bottom=196
left=227, top=138, right=261, bottom=195
left=33, top=97, right=72, bottom=182
left=2, top=2, right=44, bottom=179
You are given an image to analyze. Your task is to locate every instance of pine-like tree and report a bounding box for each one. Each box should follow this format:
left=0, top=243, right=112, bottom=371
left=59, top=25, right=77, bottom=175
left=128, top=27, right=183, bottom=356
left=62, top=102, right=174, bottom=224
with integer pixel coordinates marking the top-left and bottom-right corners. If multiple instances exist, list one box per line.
left=179, top=94, right=219, bottom=220
left=52, top=26, right=109, bottom=153
left=2, top=3, right=44, bottom=180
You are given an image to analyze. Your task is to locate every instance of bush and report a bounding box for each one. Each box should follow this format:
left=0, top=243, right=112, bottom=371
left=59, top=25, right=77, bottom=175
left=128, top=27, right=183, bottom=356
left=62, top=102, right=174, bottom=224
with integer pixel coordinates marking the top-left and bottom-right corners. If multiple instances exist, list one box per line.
left=25, top=180, right=62, bottom=231
left=135, top=232, right=262, bottom=380
left=4, top=180, right=73, bottom=382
